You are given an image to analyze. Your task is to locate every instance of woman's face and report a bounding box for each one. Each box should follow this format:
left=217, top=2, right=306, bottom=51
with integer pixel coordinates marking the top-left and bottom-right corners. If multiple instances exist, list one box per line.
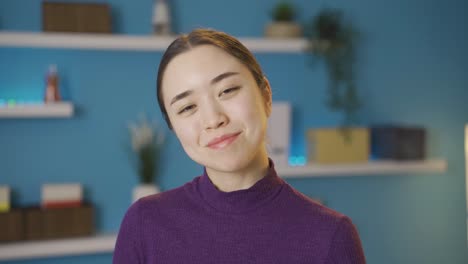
left=162, top=45, right=271, bottom=173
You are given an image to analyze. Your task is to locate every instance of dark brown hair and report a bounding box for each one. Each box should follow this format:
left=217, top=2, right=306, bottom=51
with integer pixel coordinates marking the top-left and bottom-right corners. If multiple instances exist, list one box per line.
left=156, top=28, right=267, bottom=130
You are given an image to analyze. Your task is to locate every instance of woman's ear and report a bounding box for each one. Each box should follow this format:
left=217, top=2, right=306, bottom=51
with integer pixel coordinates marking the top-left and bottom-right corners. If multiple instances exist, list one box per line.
left=262, top=77, right=273, bottom=117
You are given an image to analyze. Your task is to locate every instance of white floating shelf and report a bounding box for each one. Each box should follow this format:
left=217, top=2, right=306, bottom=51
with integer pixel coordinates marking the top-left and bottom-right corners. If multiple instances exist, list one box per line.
left=0, top=31, right=309, bottom=53
left=0, top=234, right=117, bottom=261
left=0, top=102, right=74, bottom=118
left=277, top=159, right=447, bottom=178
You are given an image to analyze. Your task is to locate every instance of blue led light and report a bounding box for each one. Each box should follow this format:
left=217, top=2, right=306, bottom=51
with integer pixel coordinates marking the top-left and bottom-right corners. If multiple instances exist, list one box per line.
left=297, top=156, right=306, bottom=166
left=0, top=98, right=45, bottom=107
left=288, top=155, right=307, bottom=166
left=293, top=157, right=298, bottom=166
left=7, top=99, right=16, bottom=106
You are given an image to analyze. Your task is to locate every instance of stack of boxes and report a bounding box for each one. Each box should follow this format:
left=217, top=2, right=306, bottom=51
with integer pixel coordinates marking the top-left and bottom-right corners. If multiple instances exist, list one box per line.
left=25, top=183, right=94, bottom=240
left=0, top=184, right=94, bottom=243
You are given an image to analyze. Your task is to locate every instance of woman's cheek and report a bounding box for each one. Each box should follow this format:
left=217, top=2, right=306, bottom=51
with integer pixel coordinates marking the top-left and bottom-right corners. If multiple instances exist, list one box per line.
left=173, top=120, right=195, bottom=145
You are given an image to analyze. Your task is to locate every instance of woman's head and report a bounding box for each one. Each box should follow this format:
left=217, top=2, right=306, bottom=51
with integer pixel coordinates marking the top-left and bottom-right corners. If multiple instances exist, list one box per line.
left=157, top=28, right=272, bottom=173
left=157, top=29, right=269, bottom=129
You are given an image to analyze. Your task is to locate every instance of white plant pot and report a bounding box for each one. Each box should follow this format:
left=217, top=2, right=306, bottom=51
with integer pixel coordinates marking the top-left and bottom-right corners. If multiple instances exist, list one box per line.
left=132, top=184, right=161, bottom=202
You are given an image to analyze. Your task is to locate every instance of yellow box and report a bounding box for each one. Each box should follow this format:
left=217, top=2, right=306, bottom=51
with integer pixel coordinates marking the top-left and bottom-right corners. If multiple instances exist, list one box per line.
left=0, top=186, right=9, bottom=212
left=307, top=127, right=370, bottom=164
left=0, top=202, right=9, bottom=213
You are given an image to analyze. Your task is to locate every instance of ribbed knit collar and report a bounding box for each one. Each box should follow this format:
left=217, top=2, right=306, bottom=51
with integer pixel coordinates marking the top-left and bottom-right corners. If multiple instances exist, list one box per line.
left=198, top=159, right=284, bottom=214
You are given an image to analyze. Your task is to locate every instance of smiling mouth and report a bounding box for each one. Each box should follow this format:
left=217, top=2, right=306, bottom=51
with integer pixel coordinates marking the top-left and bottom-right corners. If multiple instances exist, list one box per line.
left=207, top=132, right=241, bottom=150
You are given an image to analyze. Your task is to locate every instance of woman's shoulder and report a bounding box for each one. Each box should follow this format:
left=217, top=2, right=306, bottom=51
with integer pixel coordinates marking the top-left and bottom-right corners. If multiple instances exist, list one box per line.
left=280, top=183, right=348, bottom=225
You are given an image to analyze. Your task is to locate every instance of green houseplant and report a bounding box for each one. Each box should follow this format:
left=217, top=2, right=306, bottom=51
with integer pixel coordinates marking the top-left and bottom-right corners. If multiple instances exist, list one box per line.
left=306, top=8, right=361, bottom=126
left=265, top=1, right=302, bottom=38
left=271, top=1, right=295, bottom=22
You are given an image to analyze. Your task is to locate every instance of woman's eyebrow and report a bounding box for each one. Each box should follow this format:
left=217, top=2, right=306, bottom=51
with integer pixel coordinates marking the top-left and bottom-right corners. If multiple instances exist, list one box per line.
left=210, top=71, right=239, bottom=85
left=170, top=72, right=239, bottom=106
left=170, top=90, right=193, bottom=106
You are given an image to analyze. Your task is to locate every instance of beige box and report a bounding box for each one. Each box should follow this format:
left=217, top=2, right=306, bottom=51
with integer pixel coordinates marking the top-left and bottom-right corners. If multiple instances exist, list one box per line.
left=307, top=127, right=370, bottom=164
left=41, top=183, right=83, bottom=203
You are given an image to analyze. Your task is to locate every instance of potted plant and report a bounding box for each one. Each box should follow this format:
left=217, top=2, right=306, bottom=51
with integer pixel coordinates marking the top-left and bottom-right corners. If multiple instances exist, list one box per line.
left=305, top=8, right=368, bottom=164
left=265, top=1, right=302, bottom=38
left=127, top=113, right=165, bottom=202
left=306, top=8, right=361, bottom=126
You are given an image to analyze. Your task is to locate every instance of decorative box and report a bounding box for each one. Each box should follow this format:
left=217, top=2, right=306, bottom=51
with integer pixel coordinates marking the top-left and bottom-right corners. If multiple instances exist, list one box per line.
left=371, top=126, right=426, bottom=160
left=42, top=2, right=112, bottom=33
left=41, top=183, right=83, bottom=209
left=24, top=204, right=94, bottom=240
left=307, top=127, right=370, bottom=164
left=0, top=210, right=24, bottom=242
left=0, top=186, right=10, bottom=212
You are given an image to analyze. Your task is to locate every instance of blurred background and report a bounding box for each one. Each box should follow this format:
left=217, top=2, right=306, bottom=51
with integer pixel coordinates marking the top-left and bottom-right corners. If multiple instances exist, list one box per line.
left=0, top=0, right=467, bottom=263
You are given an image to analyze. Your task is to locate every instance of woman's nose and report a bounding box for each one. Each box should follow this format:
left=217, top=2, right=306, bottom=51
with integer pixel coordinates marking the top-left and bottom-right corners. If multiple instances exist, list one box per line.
left=201, top=101, right=229, bottom=130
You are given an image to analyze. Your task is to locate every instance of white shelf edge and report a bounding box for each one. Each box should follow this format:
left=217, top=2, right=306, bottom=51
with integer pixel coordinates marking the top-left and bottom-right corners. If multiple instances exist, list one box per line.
left=277, top=159, right=447, bottom=178
left=0, top=233, right=117, bottom=261
left=241, top=37, right=309, bottom=52
left=0, top=102, right=74, bottom=118
left=0, top=31, right=310, bottom=53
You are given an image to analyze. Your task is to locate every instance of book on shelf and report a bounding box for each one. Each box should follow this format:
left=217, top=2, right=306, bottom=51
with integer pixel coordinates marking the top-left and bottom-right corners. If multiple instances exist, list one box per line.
left=267, top=102, right=291, bottom=167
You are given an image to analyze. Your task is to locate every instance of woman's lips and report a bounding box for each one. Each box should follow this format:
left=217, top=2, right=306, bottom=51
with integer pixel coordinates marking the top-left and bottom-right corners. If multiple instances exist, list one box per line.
left=207, top=132, right=241, bottom=149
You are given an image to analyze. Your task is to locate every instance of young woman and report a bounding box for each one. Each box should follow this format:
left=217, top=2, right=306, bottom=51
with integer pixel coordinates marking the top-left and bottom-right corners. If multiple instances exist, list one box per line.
left=113, top=28, right=366, bottom=264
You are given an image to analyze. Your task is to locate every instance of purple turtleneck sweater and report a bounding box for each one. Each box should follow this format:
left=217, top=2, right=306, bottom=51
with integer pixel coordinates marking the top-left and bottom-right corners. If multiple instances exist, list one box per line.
left=113, top=161, right=366, bottom=263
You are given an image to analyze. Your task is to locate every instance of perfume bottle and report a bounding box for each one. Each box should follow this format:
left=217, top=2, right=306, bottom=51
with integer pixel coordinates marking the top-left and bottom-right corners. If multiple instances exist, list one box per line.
left=44, top=64, right=61, bottom=103
left=152, top=0, right=171, bottom=35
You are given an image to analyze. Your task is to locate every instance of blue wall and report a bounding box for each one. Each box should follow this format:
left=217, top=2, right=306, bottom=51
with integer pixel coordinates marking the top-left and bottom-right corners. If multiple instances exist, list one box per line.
left=1, top=0, right=467, bottom=263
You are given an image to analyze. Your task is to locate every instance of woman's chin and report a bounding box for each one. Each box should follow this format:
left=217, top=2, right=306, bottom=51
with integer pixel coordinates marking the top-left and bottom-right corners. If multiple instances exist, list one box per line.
left=206, top=158, right=246, bottom=173
left=202, top=152, right=266, bottom=174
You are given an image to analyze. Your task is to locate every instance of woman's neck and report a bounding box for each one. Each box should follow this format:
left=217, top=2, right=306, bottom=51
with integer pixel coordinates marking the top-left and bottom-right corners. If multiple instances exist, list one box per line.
left=205, top=151, right=270, bottom=192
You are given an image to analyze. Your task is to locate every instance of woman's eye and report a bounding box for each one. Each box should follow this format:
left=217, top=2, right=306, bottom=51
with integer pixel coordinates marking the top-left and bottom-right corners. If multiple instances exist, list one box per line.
left=178, top=105, right=196, bottom=115
left=219, top=86, right=240, bottom=97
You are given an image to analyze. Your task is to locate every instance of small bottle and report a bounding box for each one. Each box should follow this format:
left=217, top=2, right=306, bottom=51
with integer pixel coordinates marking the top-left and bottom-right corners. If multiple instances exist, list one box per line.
left=152, top=0, right=171, bottom=35
left=44, top=64, right=61, bottom=103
